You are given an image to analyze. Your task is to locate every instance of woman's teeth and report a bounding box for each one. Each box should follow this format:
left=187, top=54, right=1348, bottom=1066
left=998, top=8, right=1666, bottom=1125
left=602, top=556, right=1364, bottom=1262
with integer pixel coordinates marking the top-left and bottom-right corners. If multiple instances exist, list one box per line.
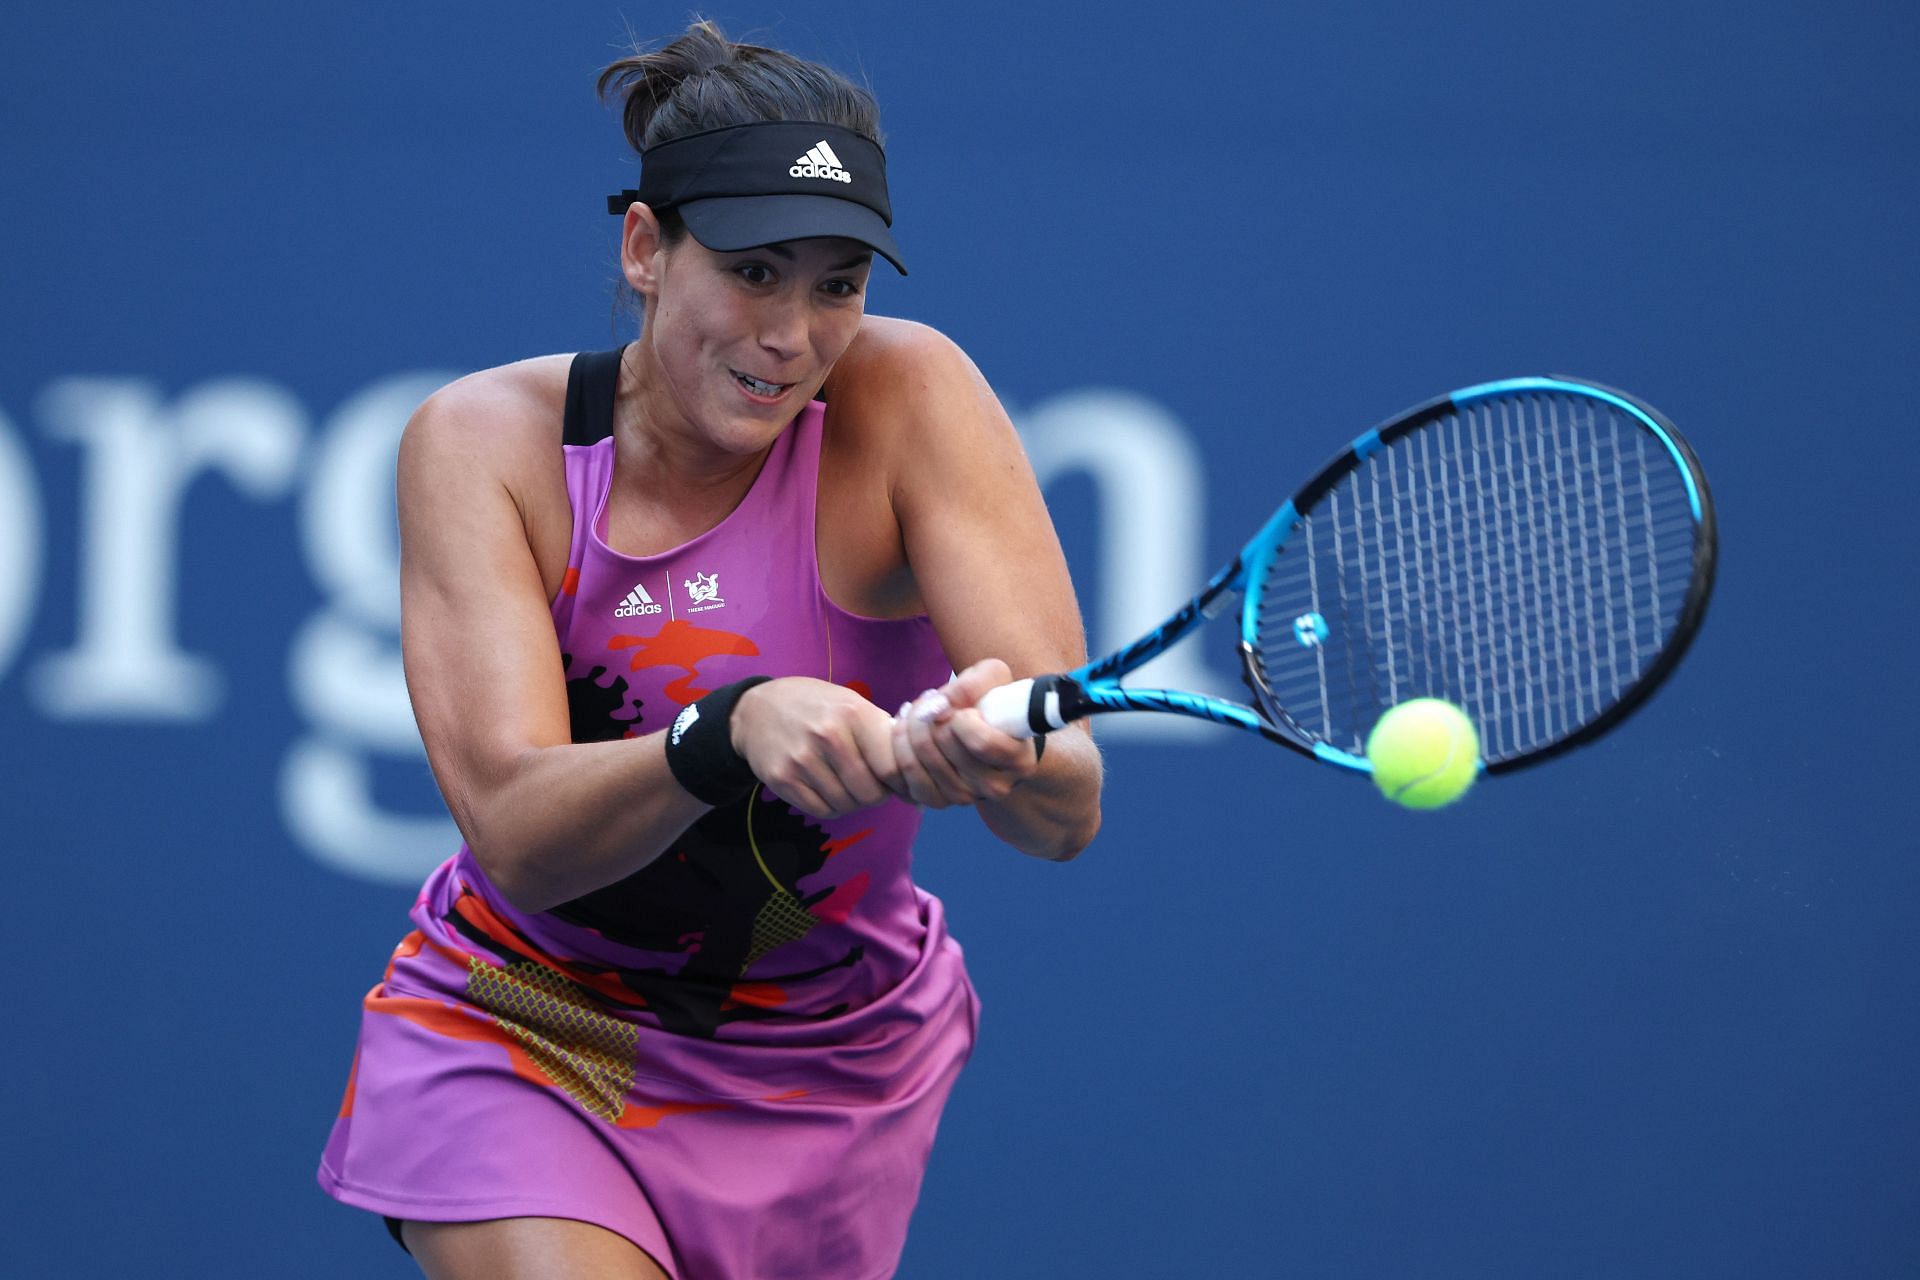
left=734, top=371, right=788, bottom=396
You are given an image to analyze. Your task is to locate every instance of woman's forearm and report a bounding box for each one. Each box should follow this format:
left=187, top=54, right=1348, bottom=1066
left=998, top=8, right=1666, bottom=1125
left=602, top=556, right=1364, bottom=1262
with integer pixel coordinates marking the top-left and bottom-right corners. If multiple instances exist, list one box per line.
left=467, top=732, right=710, bottom=913
left=976, top=727, right=1103, bottom=860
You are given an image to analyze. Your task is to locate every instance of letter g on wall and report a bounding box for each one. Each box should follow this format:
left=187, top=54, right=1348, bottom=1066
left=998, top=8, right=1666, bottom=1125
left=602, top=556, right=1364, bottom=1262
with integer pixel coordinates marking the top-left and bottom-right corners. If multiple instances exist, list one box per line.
left=0, top=405, right=44, bottom=687
left=282, top=371, right=463, bottom=886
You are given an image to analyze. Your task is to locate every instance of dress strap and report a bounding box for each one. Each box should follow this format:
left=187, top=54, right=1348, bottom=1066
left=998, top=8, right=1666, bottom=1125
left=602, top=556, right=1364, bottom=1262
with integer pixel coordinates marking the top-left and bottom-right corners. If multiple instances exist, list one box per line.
left=563, top=346, right=628, bottom=446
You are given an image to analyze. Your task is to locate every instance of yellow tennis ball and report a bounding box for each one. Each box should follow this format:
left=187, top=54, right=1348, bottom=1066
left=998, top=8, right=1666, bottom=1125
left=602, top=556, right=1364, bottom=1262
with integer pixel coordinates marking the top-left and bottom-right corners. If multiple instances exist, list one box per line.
left=1365, top=699, right=1480, bottom=809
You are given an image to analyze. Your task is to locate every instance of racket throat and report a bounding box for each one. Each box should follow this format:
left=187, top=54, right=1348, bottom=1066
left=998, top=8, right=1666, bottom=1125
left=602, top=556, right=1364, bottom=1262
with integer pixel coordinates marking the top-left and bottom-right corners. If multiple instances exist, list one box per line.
left=1028, top=673, right=1097, bottom=732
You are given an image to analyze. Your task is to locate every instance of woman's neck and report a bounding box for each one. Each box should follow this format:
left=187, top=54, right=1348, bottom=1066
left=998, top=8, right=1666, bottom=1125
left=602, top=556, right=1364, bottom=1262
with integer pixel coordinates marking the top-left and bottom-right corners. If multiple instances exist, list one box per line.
left=602, top=340, right=777, bottom=554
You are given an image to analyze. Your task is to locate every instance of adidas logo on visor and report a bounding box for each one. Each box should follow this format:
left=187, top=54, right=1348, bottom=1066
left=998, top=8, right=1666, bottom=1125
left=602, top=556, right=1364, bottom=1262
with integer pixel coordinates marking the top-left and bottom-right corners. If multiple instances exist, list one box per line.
left=790, top=140, right=853, bottom=184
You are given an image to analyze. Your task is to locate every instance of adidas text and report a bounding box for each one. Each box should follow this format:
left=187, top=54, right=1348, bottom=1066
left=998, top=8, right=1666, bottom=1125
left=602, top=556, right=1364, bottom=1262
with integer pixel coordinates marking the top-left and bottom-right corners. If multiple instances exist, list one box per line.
left=791, top=141, right=853, bottom=184
left=790, top=161, right=852, bottom=183
left=614, top=582, right=662, bottom=618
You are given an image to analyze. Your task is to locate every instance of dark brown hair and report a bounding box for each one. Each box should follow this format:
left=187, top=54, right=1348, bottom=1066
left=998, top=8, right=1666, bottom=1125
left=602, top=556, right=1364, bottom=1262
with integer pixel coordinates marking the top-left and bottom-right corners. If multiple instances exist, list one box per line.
left=598, top=19, right=884, bottom=247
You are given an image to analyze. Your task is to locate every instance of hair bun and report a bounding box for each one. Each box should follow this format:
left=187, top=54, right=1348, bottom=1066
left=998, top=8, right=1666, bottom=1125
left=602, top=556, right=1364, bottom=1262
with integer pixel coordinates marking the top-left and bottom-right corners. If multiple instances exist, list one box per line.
left=597, top=19, right=735, bottom=145
left=597, top=19, right=882, bottom=155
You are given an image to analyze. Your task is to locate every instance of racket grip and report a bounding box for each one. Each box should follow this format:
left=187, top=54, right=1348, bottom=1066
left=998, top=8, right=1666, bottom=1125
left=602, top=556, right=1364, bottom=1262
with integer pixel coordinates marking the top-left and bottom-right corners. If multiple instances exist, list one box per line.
left=978, top=680, right=1038, bottom=739
left=978, top=675, right=1073, bottom=739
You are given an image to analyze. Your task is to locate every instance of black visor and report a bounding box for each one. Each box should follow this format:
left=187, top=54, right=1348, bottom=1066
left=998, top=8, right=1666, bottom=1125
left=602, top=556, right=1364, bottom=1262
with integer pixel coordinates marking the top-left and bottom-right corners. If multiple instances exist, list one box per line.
left=608, top=121, right=905, bottom=275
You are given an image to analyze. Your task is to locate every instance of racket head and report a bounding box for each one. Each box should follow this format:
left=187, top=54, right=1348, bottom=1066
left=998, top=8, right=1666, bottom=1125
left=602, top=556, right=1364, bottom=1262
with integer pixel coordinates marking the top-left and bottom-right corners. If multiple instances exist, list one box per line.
left=1240, top=376, right=1716, bottom=774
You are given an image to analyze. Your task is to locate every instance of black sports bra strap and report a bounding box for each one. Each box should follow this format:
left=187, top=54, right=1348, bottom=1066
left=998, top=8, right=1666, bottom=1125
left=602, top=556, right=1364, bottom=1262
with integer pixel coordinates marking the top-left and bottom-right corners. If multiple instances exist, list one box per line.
left=562, top=345, right=628, bottom=446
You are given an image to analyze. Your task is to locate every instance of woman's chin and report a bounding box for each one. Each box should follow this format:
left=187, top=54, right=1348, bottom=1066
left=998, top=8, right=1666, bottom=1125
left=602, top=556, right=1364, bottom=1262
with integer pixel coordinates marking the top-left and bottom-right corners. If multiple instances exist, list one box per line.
left=700, top=405, right=796, bottom=454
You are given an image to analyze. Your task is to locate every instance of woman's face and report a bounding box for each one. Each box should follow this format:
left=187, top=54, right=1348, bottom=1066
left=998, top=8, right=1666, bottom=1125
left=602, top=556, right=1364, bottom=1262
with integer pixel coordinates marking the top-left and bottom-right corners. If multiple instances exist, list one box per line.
left=627, top=214, right=873, bottom=452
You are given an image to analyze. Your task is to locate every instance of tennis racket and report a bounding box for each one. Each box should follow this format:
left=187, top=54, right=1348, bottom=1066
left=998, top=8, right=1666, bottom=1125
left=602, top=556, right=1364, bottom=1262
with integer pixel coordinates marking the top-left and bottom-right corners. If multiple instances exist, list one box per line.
left=981, top=376, right=1716, bottom=776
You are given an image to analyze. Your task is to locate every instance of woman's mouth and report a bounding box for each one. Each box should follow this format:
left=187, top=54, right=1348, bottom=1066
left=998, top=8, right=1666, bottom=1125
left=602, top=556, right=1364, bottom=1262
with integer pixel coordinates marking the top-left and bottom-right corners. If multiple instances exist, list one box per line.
left=731, top=370, right=794, bottom=401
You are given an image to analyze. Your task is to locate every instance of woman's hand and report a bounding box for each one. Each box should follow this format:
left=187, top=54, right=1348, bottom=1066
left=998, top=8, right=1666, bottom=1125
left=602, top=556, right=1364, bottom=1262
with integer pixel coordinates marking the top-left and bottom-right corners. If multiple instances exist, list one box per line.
left=889, top=659, right=1043, bottom=809
left=729, top=677, right=905, bottom=820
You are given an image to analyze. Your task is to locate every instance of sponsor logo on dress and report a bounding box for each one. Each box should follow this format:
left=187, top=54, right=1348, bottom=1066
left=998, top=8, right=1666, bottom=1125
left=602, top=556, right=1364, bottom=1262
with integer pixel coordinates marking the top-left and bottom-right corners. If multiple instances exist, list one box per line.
left=670, top=702, right=699, bottom=745
left=613, top=580, right=663, bottom=619
left=683, top=571, right=726, bottom=614
left=790, top=140, right=853, bottom=184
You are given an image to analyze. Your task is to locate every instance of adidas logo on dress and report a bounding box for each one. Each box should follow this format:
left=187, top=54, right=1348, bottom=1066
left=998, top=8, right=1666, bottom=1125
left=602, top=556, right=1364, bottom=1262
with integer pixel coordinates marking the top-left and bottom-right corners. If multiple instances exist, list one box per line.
left=614, top=580, right=663, bottom=619
left=790, top=140, right=852, bottom=184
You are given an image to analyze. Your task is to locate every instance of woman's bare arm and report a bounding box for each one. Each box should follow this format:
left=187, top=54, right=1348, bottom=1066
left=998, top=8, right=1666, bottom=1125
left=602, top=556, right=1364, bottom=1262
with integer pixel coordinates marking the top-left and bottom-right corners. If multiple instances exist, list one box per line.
left=397, top=370, right=712, bottom=911
left=832, top=319, right=1103, bottom=859
left=399, top=366, right=904, bottom=912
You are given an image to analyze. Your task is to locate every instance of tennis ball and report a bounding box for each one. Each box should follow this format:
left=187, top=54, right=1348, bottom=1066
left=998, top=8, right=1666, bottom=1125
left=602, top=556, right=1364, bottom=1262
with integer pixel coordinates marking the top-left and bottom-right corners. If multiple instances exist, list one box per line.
left=1365, top=699, right=1480, bottom=809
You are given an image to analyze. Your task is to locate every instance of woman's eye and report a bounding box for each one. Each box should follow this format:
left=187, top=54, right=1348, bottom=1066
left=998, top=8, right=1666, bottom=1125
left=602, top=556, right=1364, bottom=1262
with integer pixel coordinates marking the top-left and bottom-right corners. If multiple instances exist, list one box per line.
left=821, top=279, right=859, bottom=298
left=737, top=264, right=774, bottom=285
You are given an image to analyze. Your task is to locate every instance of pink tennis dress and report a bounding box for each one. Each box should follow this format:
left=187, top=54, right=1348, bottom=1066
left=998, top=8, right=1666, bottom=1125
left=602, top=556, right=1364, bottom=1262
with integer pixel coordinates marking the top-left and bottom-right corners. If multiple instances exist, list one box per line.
left=317, top=349, right=976, bottom=1278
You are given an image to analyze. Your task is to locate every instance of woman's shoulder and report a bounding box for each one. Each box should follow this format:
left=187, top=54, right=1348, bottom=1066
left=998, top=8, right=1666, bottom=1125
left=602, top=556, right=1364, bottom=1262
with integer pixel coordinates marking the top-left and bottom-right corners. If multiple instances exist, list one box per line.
left=399, top=352, right=582, bottom=490
left=396, top=355, right=583, bottom=586
left=821, top=317, right=987, bottom=460
left=831, top=315, right=976, bottom=397
left=407, top=354, right=574, bottom=446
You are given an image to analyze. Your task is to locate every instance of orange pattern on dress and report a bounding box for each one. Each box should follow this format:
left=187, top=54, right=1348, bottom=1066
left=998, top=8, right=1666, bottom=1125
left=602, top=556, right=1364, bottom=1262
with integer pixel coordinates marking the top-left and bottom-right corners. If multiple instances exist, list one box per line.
left=723, top=981, right=791, bottom=1010
left=366, top=969, right=726, bottom=1128
left=609, top=619, right=761, bottom=704
left=450, top=882, right=651, bottom=1009
left=822, top=829, right=873, bottom=858
left=807, top=871, right=871, bottom=927
left=337, top=1044, right=361, bottom=1118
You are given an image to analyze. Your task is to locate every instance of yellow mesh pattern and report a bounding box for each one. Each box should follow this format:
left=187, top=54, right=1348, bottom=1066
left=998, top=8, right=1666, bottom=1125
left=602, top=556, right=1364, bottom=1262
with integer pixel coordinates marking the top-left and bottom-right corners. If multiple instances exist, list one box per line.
left=746, top=888, right=818, bottom=971
left=466, top=959, right=638, bottom=1122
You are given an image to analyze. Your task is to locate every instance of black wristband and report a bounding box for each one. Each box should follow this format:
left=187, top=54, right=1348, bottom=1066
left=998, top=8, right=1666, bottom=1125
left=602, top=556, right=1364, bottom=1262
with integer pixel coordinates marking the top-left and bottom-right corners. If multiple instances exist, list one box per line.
left=1032, top=732, right=1046, bottom=763
left=664, top=676, right=772, bottom=806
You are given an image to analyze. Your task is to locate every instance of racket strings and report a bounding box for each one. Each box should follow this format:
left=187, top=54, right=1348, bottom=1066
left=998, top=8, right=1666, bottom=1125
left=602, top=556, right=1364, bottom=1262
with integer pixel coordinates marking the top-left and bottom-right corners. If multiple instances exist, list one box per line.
left=1251, top=393, right=1699, bottom=763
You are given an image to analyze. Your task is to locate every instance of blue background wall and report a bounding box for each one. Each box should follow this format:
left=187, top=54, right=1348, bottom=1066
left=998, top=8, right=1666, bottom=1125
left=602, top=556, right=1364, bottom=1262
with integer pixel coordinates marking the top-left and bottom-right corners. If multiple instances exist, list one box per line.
left=3, top=2, right=1916, bottom=1275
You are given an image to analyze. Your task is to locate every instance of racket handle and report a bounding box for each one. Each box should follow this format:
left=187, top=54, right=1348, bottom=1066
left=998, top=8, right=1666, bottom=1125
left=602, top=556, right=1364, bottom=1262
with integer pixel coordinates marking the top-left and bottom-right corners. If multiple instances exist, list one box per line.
left=978, top=680, right=1038, bottom=738
left=978, top=675, right=1073, bottom=740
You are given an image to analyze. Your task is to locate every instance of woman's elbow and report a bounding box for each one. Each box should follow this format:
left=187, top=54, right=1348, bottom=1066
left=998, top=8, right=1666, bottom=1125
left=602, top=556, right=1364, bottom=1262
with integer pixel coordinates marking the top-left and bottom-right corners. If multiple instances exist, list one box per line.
left=446, top=751, right=554, bottom=911
left=1046, top=809, right=1101, bottom=862
left=1005, top=801, right=1099, bottom=862
left=464, top=834, right=535, bottom=912
left=461, top=800, right=557, bottom=914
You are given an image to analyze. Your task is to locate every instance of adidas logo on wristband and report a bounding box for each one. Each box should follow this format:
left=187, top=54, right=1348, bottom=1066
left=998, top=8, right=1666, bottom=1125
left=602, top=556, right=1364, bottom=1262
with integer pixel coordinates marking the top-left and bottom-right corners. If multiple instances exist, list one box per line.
left=670, top=703, right=700, bottom=746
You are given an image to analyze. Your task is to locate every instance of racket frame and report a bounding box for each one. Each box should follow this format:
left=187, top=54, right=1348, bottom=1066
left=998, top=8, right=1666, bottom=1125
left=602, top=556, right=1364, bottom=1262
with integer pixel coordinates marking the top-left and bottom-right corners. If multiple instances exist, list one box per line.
left=1014, top=376, right=1716, bottom=777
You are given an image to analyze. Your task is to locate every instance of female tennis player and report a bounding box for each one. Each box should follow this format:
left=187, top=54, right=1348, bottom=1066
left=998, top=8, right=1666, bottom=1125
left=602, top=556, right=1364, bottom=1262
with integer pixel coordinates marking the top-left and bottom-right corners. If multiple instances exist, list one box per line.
left=315, top=20, right=1102, bottom=1279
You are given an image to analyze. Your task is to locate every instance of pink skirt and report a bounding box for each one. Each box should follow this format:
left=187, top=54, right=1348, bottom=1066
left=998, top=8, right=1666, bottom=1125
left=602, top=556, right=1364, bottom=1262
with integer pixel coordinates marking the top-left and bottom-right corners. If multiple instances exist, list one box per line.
left=317, top=854, right=979, bottom=1279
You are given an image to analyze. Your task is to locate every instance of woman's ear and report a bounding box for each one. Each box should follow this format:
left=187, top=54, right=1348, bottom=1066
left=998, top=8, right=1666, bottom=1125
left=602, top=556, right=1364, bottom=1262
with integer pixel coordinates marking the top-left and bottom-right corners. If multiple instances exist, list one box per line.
left=622, top=204, right=666, bottom=295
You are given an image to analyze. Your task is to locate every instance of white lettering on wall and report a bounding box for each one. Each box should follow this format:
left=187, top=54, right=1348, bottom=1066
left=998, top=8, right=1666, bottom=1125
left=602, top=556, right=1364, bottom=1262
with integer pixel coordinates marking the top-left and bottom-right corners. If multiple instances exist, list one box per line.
left=0, top=407, right=44, bottom=685
left=5, top=371, right=1220, bottom=885
left=29, top=378, right=306, bottom=719
left=1018, top=389, right=1228, bottom=739
left=284, top=373, right=460, bottom=885
left=280, top=737, right=462, bottom=886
